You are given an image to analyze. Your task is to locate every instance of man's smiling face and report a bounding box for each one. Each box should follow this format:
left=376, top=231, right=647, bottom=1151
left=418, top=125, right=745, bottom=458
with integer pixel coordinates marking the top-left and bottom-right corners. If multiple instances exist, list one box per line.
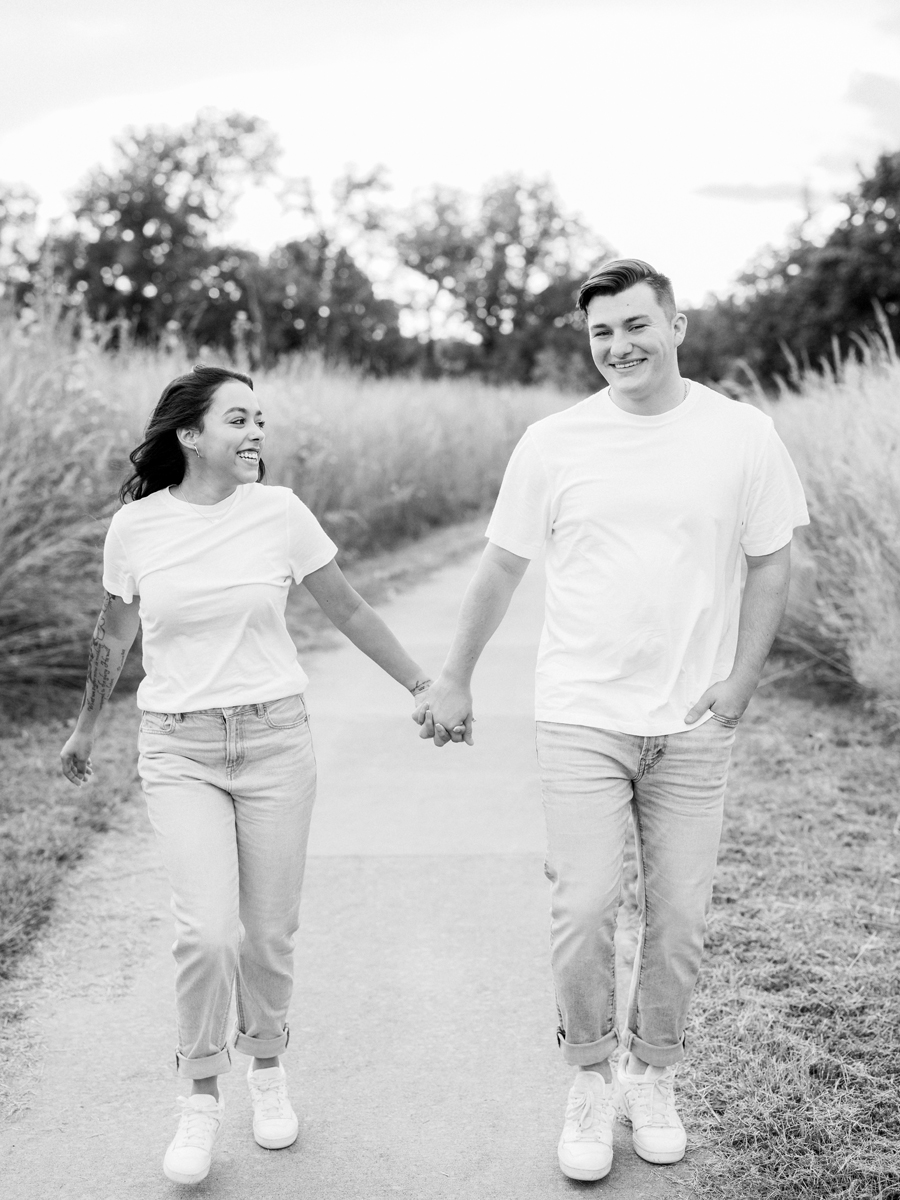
left=586, top=282, right=686, bottom=405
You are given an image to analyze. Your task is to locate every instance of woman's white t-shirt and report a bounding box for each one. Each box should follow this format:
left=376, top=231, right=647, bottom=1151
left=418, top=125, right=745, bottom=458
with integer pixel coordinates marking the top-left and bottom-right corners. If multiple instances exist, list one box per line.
left=485, top=383, right=810, bottom=736
left=103, top=483, right=337, bottom=713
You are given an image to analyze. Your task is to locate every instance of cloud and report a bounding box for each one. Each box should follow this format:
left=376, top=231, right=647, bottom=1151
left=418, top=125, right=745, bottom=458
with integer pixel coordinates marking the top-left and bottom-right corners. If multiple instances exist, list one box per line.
left=847, top=72, right=900, bottom=139
left=877, top=3, right=900, bottom=37
left=694, top=182, right=805, bottom=203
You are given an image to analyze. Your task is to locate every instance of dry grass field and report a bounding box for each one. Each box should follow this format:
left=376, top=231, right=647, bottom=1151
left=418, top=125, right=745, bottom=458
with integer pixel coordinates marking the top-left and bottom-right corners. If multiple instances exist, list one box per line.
left=767, top=336, right=900, bottom=726
left=680, top=677, right=900, bottom=1199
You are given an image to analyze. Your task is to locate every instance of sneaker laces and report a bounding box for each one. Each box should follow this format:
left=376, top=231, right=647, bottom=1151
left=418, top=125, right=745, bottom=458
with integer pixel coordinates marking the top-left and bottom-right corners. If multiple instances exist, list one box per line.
left=624, top=1069, right=677, bottom=1127
left=172, top=1097, right=221, bottom=1149
left=566, top=1081, right=616, bottom=1140
left=250, top=1075, right=292, bottom=1120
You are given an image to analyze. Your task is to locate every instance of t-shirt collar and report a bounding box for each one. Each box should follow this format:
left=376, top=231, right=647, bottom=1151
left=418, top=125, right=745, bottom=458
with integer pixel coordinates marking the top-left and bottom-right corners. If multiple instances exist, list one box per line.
left=600, top=380, right=699, bottom=425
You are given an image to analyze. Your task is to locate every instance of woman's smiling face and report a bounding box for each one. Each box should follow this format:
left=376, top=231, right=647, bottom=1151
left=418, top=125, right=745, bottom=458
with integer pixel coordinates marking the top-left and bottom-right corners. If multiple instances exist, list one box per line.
left=184, top=380, right=266, bottom=485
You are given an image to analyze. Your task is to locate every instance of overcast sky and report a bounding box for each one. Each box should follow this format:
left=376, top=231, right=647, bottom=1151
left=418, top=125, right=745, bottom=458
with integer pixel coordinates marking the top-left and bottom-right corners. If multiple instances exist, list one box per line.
left=2, top=0, right=900, bottom=305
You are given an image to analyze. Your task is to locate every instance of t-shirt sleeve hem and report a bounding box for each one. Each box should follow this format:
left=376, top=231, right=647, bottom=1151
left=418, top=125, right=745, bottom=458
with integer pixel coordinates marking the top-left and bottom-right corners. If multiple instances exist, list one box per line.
left=741, top=517, right=809, bottom=557
left=101, top=573, right=135, bottom=604
left=484, top=530, right=543, bottom=560
left=293, top=542, right=339, bottom=582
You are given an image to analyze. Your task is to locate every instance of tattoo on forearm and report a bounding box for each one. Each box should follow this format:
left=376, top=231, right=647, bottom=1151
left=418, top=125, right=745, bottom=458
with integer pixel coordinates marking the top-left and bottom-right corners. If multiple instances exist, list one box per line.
left=410, top=678, right=433, bottom=697
left=80, top=593, right=125, bottom=715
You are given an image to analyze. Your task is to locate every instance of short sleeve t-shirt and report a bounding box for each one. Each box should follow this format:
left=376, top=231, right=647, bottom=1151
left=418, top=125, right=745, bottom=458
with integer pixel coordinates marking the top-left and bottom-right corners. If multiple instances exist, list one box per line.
left=103, top=483, right=338, bottom=712
left=485, top=382, right=809, bottom=736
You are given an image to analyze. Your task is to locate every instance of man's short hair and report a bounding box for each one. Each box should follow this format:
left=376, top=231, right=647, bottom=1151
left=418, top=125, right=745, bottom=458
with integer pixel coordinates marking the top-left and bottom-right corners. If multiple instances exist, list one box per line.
left=576, top=258, right=676, bottom=320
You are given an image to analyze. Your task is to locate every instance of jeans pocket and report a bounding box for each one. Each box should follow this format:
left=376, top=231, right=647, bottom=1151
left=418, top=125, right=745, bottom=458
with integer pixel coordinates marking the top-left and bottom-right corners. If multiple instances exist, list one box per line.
left=263, top=695, right=308, bottom=731
left=139, top=710, right=176, bottom=735
left=710, top=711, right=741, bottom=728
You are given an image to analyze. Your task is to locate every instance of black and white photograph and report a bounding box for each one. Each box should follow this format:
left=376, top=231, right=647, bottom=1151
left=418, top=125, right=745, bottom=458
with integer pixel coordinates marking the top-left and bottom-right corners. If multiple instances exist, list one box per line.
left=1, top=2, right=898, bottom=1197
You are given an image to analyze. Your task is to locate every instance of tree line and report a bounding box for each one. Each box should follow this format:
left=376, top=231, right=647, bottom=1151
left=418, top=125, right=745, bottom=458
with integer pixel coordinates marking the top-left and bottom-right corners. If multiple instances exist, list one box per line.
left=1, top=109, right=898, bottom=389
left=0, top=111, right=609, bottom=389
left=679, top=151, right=900, bottom=388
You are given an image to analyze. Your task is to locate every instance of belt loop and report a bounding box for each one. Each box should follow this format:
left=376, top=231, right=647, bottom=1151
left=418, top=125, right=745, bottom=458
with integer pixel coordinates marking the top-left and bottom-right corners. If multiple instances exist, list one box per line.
left=256, top=703, right=265, bottom=718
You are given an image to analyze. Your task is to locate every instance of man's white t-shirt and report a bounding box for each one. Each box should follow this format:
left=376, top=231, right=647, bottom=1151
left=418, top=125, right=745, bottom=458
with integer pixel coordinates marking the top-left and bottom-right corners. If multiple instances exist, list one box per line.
left=485, top=382, right=809, bottom=736
left=103, top=483, right=337, bottom=713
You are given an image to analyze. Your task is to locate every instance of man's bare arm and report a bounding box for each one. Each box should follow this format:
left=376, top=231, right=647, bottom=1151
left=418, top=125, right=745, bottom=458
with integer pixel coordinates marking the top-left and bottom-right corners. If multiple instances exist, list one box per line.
left=684, top=542, right=792, bottom=724
left=416, top=542, right=531, bottom=746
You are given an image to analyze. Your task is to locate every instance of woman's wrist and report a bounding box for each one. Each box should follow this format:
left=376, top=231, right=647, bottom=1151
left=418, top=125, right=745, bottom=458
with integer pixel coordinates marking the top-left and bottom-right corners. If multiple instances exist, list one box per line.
left=74, top=703, right=104, bottom=736
left=408, top=675, right=433, bottom=698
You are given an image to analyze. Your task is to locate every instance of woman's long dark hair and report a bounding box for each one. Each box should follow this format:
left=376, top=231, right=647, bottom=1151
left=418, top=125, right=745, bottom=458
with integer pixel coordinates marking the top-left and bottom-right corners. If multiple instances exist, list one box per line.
left=120, top=365, right=265, bottom=502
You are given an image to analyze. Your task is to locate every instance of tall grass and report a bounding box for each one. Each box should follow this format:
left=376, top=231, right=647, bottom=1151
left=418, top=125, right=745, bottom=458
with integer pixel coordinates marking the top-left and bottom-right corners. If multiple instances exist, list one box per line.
left=255, top=358, right=561, bottom=555
left=765, top=336, right=900, bottom=721
left=6, top=309, right=900, bottom=721
left=0, top=320, right=136, bottom=702
left=0, top=315, right=568, bottom=707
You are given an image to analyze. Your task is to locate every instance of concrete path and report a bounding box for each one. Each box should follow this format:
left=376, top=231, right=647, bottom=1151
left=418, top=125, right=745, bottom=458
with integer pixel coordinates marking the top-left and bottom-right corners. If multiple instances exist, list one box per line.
left=0, top=551, right=697, bottom=1199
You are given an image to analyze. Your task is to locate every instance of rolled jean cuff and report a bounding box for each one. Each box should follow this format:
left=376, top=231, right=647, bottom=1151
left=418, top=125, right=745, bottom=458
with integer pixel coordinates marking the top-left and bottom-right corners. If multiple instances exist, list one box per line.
left=621, top=1027, right=685, bottom=1068
left=233, top=1023, right=290, bottom=1058
left=558, top=1028, right=619, bottom=1066
left=176, top=1046, right=232, bottom=1079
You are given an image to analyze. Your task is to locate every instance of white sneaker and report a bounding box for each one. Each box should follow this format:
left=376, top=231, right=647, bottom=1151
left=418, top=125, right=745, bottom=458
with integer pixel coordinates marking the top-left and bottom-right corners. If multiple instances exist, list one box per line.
left=247, top=1064, right=299, bottom=1149
left=617, top=1054, right=686, bottom=1164
left=163, top=1093, right=224, bottom=1185
left=557, top=1070, right=616, bottom=1181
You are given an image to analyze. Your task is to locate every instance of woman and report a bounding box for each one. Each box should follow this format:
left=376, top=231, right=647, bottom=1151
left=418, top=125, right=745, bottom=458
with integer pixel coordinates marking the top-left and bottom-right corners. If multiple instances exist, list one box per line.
left=60, top=365, right=432, bottom=1186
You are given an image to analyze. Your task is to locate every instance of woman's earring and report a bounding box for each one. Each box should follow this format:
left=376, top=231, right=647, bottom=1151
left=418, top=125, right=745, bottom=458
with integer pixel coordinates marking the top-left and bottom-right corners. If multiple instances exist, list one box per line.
left=193, top=446, right=201, bottom=459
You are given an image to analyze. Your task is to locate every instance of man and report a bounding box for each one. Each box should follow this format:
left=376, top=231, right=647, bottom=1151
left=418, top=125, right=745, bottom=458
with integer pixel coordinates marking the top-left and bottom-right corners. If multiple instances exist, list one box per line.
left=416, top=259, right=808, bottom=1182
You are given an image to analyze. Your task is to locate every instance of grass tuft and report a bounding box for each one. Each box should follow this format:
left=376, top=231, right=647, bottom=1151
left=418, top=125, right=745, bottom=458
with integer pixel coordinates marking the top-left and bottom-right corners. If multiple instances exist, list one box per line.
left=0, top=703, right=140, bottom=979
left=675, top=684, right=900, bottom=1199
left=765, top=337, right=900, bottom=724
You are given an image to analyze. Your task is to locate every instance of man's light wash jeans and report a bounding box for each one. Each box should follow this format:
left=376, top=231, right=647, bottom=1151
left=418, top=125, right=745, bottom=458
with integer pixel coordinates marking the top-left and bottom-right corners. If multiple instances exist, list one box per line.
left=535, top=715, right=737, bottom=1068
left=138, top=694, right=317, bottom=1079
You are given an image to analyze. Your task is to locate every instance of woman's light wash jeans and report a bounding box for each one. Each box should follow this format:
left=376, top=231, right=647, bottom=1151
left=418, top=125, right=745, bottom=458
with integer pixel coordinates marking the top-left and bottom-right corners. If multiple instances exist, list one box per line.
left=535, top=715, right=737, bottom=1068
left=138, top=694, right=316, bottom=1079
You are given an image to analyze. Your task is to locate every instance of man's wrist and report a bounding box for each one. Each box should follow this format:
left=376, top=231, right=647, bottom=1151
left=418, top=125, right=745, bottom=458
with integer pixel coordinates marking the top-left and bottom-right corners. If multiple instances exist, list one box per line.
left=728, top=665, right=761, bottom=693
left=439, top=662, right=473, bottom=689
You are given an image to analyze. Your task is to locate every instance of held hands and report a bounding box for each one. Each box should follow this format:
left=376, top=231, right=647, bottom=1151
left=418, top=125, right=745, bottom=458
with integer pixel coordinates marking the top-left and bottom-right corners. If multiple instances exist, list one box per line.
left=684, top=672, right=757, bottom=725
left=60, top=729, right=94, bottom=787
left=411, top=674, right=474, bottom=747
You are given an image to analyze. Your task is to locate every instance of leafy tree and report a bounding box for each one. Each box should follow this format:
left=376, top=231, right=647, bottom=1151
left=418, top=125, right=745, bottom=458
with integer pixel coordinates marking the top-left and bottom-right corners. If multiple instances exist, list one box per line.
left=48, top=110, right=279, bottom=348
left=0, top=184, right=39, bottom=302
left=397, top=176, right=611, bottom=385
left=677, top=298, right=747, bottom=389
left=49, top=129, right=410, bottom=369
left=9, top=112, right=612, bottom=382
left=259, top=236, right=407, bottom=373
left=784, top=151, right=900, bottom=356
left=683, top=151, right=900, bottom=386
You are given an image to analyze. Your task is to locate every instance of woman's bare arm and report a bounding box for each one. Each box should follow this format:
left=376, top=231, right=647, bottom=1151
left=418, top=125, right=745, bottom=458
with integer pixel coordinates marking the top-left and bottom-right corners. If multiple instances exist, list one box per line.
left=60, top=593, right=141, bottom=786
left=302, top=559, right=430, bottom=695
